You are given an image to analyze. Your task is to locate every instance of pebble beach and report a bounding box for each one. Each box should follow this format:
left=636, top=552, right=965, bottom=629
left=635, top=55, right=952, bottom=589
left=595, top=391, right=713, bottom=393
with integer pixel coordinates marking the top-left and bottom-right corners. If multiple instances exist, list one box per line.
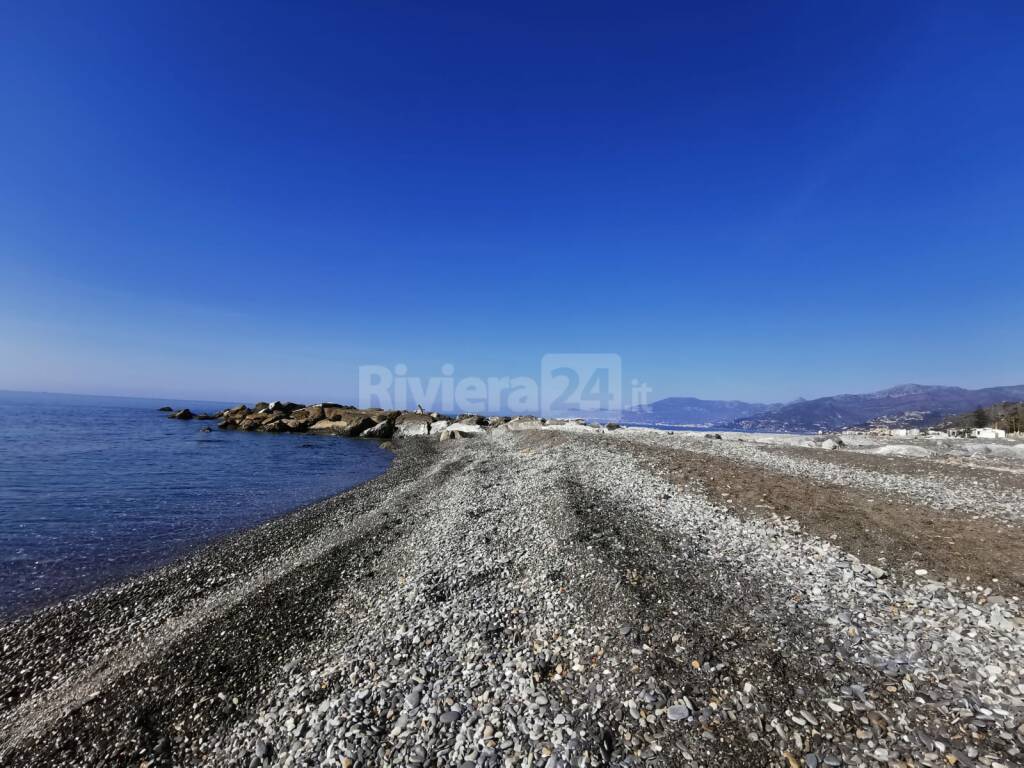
left=1, top=427, right=1022, bottom=767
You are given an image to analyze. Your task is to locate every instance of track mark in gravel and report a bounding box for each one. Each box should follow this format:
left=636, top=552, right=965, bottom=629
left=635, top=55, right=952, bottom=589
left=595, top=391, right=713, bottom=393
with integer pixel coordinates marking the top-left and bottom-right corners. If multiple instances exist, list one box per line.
left=774, top=444, right=1024, bottom=494
left=632, top=432, right=1024, bottom=524
left=615, top=439, right=1024, bottom=597
left=558, top=466, right=900, bottom=767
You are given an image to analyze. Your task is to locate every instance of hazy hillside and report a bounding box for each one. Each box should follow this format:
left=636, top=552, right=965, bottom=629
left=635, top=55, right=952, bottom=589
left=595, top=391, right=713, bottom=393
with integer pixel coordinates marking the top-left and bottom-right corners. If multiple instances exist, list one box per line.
left=731, top=384, right=1024, bottom=432
left=625, top=396, right=777, bottom=427
left=941, top=401, right=1024, bottom=433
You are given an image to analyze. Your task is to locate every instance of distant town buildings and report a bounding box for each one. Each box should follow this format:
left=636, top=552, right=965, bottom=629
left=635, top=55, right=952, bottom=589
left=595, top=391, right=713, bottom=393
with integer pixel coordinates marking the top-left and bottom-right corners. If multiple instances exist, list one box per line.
left=868, top=425, right=1009, bottom=439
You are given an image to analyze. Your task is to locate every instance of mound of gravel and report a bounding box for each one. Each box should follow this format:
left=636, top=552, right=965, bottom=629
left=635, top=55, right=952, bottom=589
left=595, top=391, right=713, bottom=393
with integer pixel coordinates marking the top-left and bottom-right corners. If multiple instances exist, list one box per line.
left=872, top=444, right=935, bottom=459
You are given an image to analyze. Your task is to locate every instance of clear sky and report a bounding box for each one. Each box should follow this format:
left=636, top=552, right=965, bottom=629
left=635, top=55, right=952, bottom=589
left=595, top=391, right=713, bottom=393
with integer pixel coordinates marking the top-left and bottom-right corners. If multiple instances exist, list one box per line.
left=1, top=1, right=1022, bottom=405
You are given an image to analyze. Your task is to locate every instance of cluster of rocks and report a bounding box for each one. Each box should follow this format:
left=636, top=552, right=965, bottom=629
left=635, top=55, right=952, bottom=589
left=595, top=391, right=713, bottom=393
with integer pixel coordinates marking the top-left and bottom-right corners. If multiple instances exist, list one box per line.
left=163, top=408, right=221, bottom=421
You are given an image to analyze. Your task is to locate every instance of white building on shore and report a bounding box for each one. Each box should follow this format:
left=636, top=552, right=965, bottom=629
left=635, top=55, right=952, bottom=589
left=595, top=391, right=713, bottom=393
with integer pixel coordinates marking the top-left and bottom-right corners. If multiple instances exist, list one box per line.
left=972, top=427, right=1007, bottom=439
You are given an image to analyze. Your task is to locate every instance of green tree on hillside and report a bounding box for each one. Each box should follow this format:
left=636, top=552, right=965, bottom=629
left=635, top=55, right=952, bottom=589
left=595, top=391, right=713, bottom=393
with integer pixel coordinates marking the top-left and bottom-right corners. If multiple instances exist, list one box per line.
left=1007, top=404, right=1024, bottom=434
left=973, top=407, right=989, bottom=428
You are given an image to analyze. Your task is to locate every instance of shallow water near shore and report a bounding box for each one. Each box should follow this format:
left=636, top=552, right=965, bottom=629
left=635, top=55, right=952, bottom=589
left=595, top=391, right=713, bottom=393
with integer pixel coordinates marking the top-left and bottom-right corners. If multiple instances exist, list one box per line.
left=0, top=391, right=392, bottom=618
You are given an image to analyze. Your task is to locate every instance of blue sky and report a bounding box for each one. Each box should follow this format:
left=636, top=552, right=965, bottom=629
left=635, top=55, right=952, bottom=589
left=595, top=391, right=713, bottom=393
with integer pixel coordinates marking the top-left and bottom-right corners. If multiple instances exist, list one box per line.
left=1, top=1, right=1022, bottom=405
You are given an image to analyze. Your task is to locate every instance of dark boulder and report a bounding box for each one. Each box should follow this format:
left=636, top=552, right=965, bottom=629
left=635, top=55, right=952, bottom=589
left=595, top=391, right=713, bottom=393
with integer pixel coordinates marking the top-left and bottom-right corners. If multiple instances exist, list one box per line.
left=158, top=406, right=173, bottom=412
left=342, top=416, right=376, bottom=437
left=323, top=405, right=361, bottom=421
left=267, top=401, right=304, bottom=414
left=168, top=409, right=194, bottom=420
left=363, top=419, right=395, bottom=439
left=307, top=413, right=376, bottom=436
left=290, top=405, right=325, bottom=425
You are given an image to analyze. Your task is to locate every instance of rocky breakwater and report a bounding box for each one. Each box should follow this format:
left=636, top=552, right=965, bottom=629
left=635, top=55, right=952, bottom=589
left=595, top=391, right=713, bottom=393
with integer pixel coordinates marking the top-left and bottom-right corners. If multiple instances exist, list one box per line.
left=212, top=402, right=401, bottom=438
left=205, top=401, right=602, bottom=441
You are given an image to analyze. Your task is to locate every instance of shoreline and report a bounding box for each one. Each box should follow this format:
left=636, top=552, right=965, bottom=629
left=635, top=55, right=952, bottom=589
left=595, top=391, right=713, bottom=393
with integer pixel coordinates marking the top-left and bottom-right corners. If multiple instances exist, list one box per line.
left=1, top=430, right=1022, bottom=766
left=0, top=398, right=396, bottom=620
left=0, top=437, right=439, bottom=764
left=0, top=446, right=396, bottom=623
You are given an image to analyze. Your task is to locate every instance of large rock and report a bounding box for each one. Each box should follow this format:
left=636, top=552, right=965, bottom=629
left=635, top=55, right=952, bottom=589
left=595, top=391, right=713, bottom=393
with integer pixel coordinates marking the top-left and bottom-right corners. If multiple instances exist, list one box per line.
left=395, top=413, right=432, bottom=437
left=168, top=409, right=194, bottom=420
left=290, top=405, right=325, bottom=425
left=218, top=404, right=249, bottom=426
left=444, top=423, right=485, bottom=437
left=323, top=405, right=359, bottom=420
left=344, top=416, right=376, bottom=436
left=308, top=416, right=375, bottom=436
left=506, top=416, right=543, bottom=431
left=308, top=419, right=340, bottom=432
left=363, top=419, right=395, bottom=439
left=267, top=401, right=303, bottom=414
left=397, top=421, right=430, bottom=437
left=544, top=419, right=591, bottom=431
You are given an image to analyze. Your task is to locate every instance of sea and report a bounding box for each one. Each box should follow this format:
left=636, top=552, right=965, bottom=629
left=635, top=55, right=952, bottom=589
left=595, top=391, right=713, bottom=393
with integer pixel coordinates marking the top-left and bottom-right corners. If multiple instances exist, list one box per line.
left=0, top=391, right=393, bottom=618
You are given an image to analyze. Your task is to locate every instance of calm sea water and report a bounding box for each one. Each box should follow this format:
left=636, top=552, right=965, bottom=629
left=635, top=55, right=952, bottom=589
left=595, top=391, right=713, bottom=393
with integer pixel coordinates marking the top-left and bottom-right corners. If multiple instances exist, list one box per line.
left=0, top=391, right=392, bottom=617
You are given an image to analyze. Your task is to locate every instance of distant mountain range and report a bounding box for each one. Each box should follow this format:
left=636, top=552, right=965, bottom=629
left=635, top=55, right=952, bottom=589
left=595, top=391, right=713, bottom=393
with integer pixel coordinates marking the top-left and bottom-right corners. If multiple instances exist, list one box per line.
left=729, top=384, right=1024, bottom=432
left=545, top=383, right=1024, bottom=433
left=624, top=397, right=783, bottom=427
